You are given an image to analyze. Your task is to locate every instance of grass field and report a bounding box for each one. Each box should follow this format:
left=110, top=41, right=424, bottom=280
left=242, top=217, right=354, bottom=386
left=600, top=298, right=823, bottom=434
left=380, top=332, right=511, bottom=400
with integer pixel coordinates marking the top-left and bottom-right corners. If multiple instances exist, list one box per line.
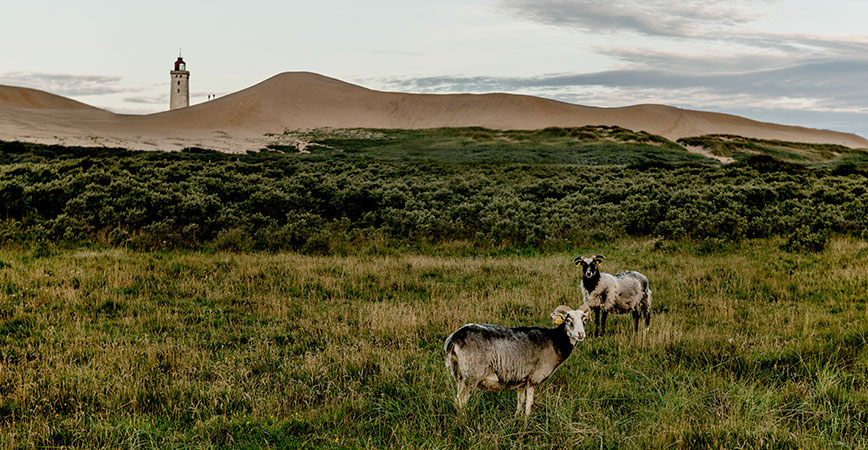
left=264, top=128, right=868, bottom=167
left=677, top=135, right=868, bottom=166
left=1, top=238, right=866, bottom=449
left=266, top=127, right=715, bottom=166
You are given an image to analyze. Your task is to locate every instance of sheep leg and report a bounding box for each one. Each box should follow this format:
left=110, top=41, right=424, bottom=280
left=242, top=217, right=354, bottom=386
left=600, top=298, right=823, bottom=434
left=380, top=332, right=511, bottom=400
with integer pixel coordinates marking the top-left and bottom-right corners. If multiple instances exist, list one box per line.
left=516, top=387, right=526, bottom=415
left=643, top=292, right=652, bottom=330
left=455, top=379, right=474, bottom=412
left=524, top=384, right=535, bottom=418
left=600, top=310, right=608, bottom=336
left=592, top=306, right=601, bottom=337
left=632, top=310, right=640, bottom=333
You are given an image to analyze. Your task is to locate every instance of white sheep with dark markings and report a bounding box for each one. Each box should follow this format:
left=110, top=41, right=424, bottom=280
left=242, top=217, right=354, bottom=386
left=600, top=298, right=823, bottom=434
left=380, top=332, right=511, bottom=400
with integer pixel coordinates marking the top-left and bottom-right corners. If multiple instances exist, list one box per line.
left=443, top=305, right=588, bottom=417
left=573, top=254, right=651, bottom=337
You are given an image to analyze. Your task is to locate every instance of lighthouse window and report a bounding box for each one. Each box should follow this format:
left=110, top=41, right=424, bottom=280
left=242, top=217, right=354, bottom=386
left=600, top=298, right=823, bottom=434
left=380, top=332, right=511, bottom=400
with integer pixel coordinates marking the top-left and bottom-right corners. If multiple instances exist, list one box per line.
left=177, top=89, right=180, bottom=93
left=177, top=81, right=180, bottom=85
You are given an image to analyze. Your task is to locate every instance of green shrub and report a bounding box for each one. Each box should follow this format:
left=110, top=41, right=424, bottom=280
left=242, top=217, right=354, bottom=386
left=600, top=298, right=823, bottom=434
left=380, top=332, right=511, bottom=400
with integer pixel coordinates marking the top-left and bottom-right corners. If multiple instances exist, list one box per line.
left=782, top=225, right=829, bottom=253
left=1, top=138, right=867, bottom=251
left=214, top=227, right=253, bottom=252
left=108, top=228, right=131, bottom=247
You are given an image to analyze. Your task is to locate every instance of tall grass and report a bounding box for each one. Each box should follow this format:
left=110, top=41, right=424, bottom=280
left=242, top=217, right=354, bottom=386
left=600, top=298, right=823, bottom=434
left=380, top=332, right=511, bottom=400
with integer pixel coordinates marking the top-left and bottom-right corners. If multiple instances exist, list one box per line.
left=0, top=238, right=866, bottom=448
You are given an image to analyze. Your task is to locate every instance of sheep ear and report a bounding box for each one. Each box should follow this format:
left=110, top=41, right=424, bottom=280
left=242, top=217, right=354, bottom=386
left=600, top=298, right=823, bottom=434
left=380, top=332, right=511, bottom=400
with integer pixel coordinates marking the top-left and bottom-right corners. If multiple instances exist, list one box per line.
left=593, top=254, right=606, bottom=264
left=551, top=305, right=572, bottom=325
left=577, top=304, right=590, bottom=323
left=572, top=255, right=583, bottom=267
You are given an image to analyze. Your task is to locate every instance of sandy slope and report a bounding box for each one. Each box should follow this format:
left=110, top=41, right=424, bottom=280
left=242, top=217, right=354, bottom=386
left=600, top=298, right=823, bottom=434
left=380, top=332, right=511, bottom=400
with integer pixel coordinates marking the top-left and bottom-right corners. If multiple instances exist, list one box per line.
left=1, top=72, right=866, bottom=152
left=0, top=85, right=109, bottom=111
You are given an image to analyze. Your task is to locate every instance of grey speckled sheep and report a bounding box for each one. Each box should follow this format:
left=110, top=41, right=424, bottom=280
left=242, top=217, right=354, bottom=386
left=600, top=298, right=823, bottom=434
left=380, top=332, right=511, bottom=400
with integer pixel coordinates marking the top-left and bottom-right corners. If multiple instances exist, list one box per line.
left=444, top=305, right=588, bottom=417
left=573, top=254, right=651, bottom=337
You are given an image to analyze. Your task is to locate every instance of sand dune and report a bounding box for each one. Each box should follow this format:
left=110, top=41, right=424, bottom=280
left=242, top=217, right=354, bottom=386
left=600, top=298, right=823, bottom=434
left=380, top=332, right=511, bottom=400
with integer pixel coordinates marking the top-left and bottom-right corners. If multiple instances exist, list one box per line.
left=1, top=72, right=866, bottom=152
left=0, top=85, right=109, bottom=111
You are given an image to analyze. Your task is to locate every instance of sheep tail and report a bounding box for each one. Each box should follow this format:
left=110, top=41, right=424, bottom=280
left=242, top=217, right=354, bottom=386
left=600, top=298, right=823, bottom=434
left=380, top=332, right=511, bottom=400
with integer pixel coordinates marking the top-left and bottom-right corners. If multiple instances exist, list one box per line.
left=444, top=335, right=459, bottom=379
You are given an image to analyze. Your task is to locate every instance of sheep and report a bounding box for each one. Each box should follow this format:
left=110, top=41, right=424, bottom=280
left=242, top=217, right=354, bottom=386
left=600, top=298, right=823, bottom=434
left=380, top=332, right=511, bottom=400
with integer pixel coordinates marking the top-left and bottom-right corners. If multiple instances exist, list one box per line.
left=573, top=254, right=651, bottom=337
left=443, top=305, right=588, bottom=417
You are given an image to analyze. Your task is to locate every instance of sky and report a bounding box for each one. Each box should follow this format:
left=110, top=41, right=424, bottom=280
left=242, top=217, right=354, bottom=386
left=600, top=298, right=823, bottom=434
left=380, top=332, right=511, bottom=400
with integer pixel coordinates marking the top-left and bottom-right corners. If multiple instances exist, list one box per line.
left=3, top=0, right=867, bottom=138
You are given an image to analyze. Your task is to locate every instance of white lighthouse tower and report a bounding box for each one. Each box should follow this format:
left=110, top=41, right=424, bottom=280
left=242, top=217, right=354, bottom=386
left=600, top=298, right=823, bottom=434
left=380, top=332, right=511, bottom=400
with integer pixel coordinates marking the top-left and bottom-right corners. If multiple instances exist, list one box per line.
left=169, top=54, right=189, bottom=110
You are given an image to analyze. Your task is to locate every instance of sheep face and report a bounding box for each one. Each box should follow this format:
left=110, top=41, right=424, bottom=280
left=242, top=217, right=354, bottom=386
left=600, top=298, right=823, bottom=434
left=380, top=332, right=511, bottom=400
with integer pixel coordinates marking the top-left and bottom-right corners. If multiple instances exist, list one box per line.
left=552, top=307, right=588, bottom=344
left=572, top=255, right=605, bottom=279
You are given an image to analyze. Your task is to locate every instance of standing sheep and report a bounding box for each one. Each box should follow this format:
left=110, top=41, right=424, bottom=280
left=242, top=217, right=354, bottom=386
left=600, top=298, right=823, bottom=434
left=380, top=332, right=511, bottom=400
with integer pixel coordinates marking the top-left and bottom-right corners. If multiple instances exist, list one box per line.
left=573, top=254, right=651, bottom=337
left=444, top=305, right=588, bottom=417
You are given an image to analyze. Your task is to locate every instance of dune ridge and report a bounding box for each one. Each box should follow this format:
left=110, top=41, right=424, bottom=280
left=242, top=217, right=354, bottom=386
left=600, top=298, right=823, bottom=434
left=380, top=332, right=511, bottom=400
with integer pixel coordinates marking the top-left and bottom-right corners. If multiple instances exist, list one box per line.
left=0, top=84, right=110, bottom=111
left=1, top=72, right=866, bottom=152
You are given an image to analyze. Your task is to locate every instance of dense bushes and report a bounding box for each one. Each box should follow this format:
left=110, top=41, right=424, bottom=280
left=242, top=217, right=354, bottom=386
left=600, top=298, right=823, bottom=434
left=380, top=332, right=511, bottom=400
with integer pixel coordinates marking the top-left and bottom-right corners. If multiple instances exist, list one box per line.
left=1, top=141, right=866, bottom=252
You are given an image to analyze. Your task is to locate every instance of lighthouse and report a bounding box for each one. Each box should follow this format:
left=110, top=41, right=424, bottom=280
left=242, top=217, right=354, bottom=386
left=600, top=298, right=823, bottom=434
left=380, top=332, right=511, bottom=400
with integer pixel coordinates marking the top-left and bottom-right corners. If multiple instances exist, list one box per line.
left=170, top=55, right=189, bottom=110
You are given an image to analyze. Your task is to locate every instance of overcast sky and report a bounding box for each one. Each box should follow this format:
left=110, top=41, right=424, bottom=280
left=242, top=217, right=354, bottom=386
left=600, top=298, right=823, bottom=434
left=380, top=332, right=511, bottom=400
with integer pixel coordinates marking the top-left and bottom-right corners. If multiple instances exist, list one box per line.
left=3, top=0, right=867, bottom=137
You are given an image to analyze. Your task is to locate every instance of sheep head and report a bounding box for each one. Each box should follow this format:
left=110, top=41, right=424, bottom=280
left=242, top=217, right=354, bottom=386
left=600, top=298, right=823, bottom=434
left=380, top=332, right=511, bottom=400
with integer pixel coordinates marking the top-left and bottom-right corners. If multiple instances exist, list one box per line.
left=550, top=305, right=588, bottom=343
left=572, top=254, right=606, bottom=279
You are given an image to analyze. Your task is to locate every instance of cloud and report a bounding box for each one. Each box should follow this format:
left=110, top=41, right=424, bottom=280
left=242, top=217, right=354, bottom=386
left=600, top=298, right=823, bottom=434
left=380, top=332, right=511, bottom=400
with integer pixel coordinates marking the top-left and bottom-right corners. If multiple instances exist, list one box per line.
left=0, top=72, right=129, bottom=96
left=497, top=0, right=868, bottom=60
left=124, top=94, right=168, bottom=105
left=602, top=47, right=794, bottom=73
left=378, top=60, right=868, bottom=109
left=497, top=0, right=773, bottom=38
